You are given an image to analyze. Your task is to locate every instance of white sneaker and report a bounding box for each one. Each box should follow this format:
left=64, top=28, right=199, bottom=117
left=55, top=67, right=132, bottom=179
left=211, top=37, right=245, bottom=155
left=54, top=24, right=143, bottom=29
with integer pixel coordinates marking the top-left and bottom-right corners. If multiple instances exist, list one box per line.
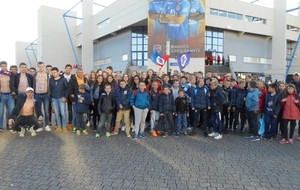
left=30, top=126, right=36, bottom=136
left=45, top=125, right=51, bottom=132
left=86, top=121, right=90, bottom=127
left=10, top=129, right=16, bottom=133
left=208, top=132, right=218, bottom=137
left=214, top=134, right=223, bottom=140
left=36, top=128, right=43, bottom=132
left=19, top=128, right=25, bottom=137
left=121, top=126, right=125, bottom=131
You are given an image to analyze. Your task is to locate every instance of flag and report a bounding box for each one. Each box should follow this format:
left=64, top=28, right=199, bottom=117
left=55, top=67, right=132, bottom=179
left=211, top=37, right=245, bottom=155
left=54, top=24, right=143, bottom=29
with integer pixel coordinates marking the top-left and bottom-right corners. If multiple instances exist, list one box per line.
left=177, top=52, right=191, bottom=71
left=150, top=51, right=169, bottom=67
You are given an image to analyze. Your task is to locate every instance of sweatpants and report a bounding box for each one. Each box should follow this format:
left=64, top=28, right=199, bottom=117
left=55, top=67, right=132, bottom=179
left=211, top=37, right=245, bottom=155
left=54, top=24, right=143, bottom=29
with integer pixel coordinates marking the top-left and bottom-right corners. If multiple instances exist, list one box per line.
left=133, top=107, right=148, bottom=134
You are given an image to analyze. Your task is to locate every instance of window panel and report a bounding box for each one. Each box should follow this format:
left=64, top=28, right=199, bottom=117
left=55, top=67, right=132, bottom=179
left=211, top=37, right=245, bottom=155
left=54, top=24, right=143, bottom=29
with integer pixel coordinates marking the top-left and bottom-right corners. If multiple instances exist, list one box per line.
left=210, top=8, right=218, bottom=15
left=236, top=14, right=243, bottom=20
left=206, top=30, right=212, bottom=37
left=228, top=12, right=235, bottom=19
left=218, top=10, right=227, bottom=17
left=206, top=37, right=212, bottom=45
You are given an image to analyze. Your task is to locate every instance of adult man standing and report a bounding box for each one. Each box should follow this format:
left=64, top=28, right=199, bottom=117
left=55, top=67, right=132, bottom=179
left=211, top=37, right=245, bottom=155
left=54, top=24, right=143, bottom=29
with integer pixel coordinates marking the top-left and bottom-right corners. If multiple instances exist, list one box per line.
left=0, top=61, right=15, bottom=132
left=69, top=68, right=88, bottom=130
left=64, top=64, right=74, bottom=128
left=33, top=61, right=51, bottom=132
left=13, top=63, right=33, bottom=101
left=49, top=67, right=69, bottom=133
left=8, top=87, right=43, bottom=137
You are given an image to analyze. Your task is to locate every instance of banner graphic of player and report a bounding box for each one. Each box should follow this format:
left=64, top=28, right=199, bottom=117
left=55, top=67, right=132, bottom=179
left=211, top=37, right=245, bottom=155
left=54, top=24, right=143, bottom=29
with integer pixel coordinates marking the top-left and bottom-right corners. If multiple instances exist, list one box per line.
left=177, top=52, right=191, bottom=71
left=148, top=0, right=205, bottom=59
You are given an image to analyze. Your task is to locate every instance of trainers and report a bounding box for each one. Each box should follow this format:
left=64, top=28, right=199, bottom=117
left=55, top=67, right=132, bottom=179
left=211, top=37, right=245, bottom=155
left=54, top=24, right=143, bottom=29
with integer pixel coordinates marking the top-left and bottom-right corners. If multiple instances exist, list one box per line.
left=208, top=132, right=218, bottom=137
left=111, top=131, right=118, bottom=135
left=151, top=131, right=157, bottom=137
left=10, top=129, right=16, bottom=133
left=289, top=139, right=294, bottom=144
left=244, top=135, right=254, bottom=139
left=121, top=126, right=125, bottom=131
left=214, top=134, right=222, bottom=140
left=172, top=133, right=179, bottom=137
left=30, top=126, right=36, bottom=137
left=36, top=128, right=43, bottom=132
left=0, top=128, right=3, bottom=133
left=55, top=127, right=62, bottom=132
left=162, top=132, right=168, bottom=137
left=156, top=131, right=161, bottom=135
left=19, top=128, right=25, bottom=137
left=82, top=130, right=88, bottom=135
left=73, top=127, right=77, bottom=133
left=139, top=132, right=147, bottom=138
left=95, top=133, right=100, bottom=138
left=297, top=135, right=300, bottom=140
left=106, top=132, right=112, bottom=137
left=279, top=139, right=289, bottom=144
left=45, top=125, right=51, bottom=132
left=86, top=121, right=90, bottom=127
left=133, top=133, right=138, bottom=140
left=63, top=128, right=68, bottom=133
left=126, top=132, right=131, bottom=137
left=76, top=130, right=81, bottom=136
left=251, top=136, right=261, bottom=142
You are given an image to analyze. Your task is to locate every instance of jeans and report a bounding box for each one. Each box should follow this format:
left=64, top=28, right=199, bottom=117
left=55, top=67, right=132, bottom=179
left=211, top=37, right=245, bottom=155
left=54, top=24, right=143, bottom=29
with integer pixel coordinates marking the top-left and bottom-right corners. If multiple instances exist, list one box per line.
left=264, top=111, right=277, bottom=138
left=0, top=94, right=15, bottom=129
left=51, top=98, right=68, bottom=128
left=160, top=111, right=174, bottom=132
left=233, top=107, right=246, bottom=131
left=35, top=93, right=50, bottom=125
left=211, top=111, right=223, bottom=134
left=97, top=113, right=112, bottom=134
left=193, top=108, right=208, bottom=132
left=75, top=113, right=86, bottom=131
left=13, top=115, right=41, bottom=131
left=247, top=111, right=258, bottom=136
left=176, top=113, right=187, bottom=134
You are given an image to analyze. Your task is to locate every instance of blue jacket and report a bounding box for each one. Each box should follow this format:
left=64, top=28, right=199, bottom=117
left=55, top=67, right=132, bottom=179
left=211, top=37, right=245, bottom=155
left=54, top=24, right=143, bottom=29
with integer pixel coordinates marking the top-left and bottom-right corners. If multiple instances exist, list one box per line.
left=74, top=92, right=92, bottom=113
left=158, top=93, right=175, bottom=113
left=210, top=86, right=226, bottom=113
left=49, top=77, right=69, bottom=99
left=116, top=86, right=132, bottom=111
left=191, top=85, right=210, bottom=109
left=130, top=89, right=150, bottom=109
left=150, top=89, right=160, bottom=111
left=246, top=88, right=260, bottom=111
left=232, top=88, right=247, bottom=108
left=264, top=92, right=281, bottom=116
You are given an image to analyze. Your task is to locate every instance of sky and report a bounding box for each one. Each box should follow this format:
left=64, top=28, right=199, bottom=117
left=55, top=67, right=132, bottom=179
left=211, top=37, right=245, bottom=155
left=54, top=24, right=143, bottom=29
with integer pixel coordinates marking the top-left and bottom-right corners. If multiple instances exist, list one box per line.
left=0, top=0, right=299, bottom=66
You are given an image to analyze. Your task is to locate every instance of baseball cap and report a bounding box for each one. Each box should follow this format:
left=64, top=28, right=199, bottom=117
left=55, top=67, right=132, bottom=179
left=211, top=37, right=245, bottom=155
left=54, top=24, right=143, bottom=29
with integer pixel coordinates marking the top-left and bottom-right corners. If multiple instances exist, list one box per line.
left=293, top=72, right=299, bottom=76
left=25, top=87, right=34, bottom=92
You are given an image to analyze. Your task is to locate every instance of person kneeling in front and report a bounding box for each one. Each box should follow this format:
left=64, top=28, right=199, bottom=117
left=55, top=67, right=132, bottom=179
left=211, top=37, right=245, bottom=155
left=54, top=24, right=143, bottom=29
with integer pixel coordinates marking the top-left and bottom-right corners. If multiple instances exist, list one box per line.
left=8, top=87, right=43, bottom=137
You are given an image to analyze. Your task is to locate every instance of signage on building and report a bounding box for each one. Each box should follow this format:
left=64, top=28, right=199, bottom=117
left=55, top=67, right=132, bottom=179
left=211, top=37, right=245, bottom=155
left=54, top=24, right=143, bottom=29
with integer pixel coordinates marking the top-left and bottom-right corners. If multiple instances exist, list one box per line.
left=148, top=0, right=206, bottom=59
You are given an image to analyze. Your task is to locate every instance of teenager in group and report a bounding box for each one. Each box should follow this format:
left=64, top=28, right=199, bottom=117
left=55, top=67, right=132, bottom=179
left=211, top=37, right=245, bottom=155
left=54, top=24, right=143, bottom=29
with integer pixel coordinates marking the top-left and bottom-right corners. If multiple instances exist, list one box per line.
left=96, top=84, right=115, bottom=138
left=158, top=85, right=175, bottom=137
left=112, top=80, right=132, bottom=137
left=280, top=84, right=300, bottom=144
left=222, top=80, right=233, bottom=133
left=149, top=81, right=160, bottom=137
left=263, top=83, right=281, bottom=140
left=13, top=63, right=33, bottom=101
left=232, top=80, right=247, bottom=133
left=90, top=75, right=105, bottom=130
left=130, top=81, right=150, bottom=140
left=245, top=80, right=261, bottom=141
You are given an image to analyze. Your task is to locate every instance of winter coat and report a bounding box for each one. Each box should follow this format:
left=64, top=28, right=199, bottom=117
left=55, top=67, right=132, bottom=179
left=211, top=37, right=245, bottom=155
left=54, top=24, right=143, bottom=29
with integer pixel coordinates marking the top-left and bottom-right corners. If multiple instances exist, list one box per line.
left=281, top=93, right=300, bottom=120
left=263, top=92, right=281, bottom=116
left=116, top=86, right=132, bottom=111
left=150, top=90, right=160, bottom=111
left=158, top=93, right=175, bottom=113
left=98, top=92, right=115, bottom=114
left=130, top=89, right=150, bottom=109
left=210, top=86, right=226, bottom=113
left=74, top=92, right=92, bottom=113
left=191, top=85, right=210, bottom=109
left=232, top=88, right=247, bottom=108
left=246, top=88, right=260, bottom=111
left=175, top=96, right=189, bottom=114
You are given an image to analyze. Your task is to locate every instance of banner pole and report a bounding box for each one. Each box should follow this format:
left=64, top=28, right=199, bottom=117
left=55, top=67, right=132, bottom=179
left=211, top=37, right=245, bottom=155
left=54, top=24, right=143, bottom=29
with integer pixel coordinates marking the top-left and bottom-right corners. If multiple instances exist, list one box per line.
left=166, top=40, right=170, bottom=74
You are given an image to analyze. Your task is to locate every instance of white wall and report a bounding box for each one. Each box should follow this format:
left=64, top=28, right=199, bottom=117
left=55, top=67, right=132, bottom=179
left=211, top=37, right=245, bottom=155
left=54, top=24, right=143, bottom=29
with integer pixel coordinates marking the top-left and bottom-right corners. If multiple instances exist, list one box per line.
left=15, top=41, right=37, bottom=67
left=38, top=6, right=77, bottom=71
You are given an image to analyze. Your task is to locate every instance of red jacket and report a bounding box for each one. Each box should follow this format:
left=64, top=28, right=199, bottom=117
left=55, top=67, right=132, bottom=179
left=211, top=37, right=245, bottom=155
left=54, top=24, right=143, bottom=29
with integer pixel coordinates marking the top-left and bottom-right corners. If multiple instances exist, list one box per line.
left=259, top=88, right=267, bottom=111
left=281, top=93, right=300, bottom=120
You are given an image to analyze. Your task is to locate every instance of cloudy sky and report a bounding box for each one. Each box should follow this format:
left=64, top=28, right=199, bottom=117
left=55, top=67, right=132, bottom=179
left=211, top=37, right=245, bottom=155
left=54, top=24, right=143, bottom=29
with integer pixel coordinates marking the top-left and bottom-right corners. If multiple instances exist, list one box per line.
left=0, top=0, right=299, bottom=66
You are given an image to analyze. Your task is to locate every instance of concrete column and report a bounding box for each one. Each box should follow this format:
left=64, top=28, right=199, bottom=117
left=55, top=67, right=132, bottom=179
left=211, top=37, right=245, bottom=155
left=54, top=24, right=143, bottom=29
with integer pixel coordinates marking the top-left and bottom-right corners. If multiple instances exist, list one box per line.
left=82, top=0, right=94, bottom=73
left=298, top=2, right=300, bottom=16
left=270, top=0, right=287, bottom=81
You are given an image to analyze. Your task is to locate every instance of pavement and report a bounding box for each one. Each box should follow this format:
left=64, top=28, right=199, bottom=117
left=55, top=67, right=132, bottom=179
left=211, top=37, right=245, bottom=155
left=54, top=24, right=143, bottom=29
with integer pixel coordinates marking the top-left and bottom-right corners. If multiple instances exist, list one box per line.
left=0, top=129, right=299, bottom=190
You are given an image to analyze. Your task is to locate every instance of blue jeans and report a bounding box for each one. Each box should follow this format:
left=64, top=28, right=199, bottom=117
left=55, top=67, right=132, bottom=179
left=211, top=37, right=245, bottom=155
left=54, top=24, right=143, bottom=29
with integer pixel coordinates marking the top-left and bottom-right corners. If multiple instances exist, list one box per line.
left=176, top=113, right=187, bottom=134
left=211, top=111, right=223, bottom=134
left=51, top=98, right=68, bottom=128
left=0, top=94, right=15, bottom=129
left=35, top=93, right=50, bottom=125
left=264, top=111, right=277, bottom=138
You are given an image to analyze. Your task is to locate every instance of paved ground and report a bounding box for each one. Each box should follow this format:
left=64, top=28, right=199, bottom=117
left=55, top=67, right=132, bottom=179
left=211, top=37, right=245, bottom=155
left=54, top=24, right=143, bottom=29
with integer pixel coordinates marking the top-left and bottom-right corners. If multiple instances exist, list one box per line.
left=0, top=129, right=299, bottom=190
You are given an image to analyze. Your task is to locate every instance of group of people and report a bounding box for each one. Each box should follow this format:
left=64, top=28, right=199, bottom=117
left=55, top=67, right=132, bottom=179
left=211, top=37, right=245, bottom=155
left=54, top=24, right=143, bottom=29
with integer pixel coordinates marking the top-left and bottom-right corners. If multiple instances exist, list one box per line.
left=1, top=60, right=300, bottom=144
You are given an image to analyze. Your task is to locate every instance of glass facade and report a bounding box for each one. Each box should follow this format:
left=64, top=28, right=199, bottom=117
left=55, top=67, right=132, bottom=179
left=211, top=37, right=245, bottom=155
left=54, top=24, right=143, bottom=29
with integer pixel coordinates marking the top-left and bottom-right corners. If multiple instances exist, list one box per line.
left=210, top=8, right=243, bottom=20
left=131, top=26, right=148, bottom=66
left=205, top=27, right=224, bottom=63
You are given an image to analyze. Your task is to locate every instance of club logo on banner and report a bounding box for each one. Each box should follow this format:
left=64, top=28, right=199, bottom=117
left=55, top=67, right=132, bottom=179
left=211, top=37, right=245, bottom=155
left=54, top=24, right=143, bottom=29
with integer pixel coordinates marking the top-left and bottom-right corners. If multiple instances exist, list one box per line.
left=150, top=51, right=170, bottom=67
left=177, top=52, right=191, bottom=71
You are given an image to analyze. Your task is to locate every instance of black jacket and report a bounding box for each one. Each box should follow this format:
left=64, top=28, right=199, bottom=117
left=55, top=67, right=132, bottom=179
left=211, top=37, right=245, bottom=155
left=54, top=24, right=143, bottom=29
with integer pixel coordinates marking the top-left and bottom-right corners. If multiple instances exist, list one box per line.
left=158, top=93, right=175, bottom=113
left=9, top=97, right=43, bottom=119
left=150, top=89, right=160, bottom=111
left=13, top=73, right=33, bottom=94
left=68, top=75, right=88, bottom=102
left=175, top=96, right=189, bottom=114
left=98, top=92, right=115, bottom=114
left=210, top=86, right=226, bottom=113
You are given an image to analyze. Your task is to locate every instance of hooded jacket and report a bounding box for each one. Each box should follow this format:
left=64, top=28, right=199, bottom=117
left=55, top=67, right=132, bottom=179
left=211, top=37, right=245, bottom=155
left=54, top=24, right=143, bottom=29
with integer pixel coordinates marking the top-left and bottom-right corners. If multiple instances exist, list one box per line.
left=98, top=92, right=115, bottom=114
left=281, top=93, right=300, bottom=120
left=116, top=86, right=132, bottom=111
left=245, top=88, right=261, bottom=111
left=210, top=86, right=226, bottom=113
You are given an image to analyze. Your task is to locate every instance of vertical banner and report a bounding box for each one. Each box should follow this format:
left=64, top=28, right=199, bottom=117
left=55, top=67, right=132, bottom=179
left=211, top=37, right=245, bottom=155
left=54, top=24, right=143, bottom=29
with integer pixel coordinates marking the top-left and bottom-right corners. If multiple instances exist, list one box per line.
left=148, top=0, right=206, bottom=66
